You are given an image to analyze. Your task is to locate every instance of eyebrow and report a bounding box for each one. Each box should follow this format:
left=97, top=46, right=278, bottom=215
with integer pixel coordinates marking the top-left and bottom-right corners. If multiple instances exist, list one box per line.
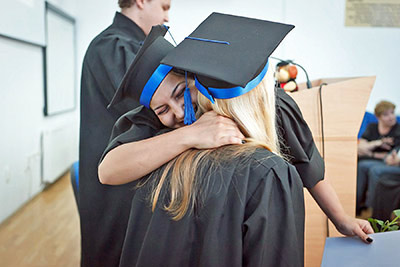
left=153, top=81, right=185, bottom=111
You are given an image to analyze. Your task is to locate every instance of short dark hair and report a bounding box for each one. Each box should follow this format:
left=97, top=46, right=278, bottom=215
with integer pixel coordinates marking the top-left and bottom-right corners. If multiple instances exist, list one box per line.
left=118, top=0, right=135, bottom=9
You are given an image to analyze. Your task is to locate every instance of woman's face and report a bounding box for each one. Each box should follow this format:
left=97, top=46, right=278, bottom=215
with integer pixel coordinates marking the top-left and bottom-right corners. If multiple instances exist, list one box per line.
left=150, top=72, right=198, bottom=129
left=378, top=108, right=397, bottom=128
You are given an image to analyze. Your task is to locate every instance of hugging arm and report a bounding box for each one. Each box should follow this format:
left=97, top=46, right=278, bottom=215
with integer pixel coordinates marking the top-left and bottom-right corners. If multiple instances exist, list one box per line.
left=98, top=110, right=244, bottom=185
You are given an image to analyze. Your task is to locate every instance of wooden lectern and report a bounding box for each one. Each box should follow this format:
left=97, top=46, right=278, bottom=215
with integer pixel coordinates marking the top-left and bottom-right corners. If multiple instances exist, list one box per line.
left=289, top=76, right=376, bottom=267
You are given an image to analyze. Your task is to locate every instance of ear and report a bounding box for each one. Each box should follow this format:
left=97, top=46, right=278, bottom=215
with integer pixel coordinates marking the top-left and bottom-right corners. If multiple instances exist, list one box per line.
left=135, top=0, right=146, bottom=9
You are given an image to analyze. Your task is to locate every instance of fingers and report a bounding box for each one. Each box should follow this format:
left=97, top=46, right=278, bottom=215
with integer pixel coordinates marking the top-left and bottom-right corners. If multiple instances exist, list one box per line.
left=381, top=137, right=394, bottom=147
left=386, top=137, right=394, bottom=144
left=214, top=127, right=245, bottom=146
left=191, top=112, right=246, bottom=149
left=219, top=136, right=243, bottom=146
left=206, top=114, right=245, bottom=140
left=358, top=219, right=374, bottom=234
left=381, top=143, right=392, bottom=150
left=197, top=112, right=238, bottom=129
left=354, top=226, right=373, bottom=244
left=353, top=219, right=374, bottom=244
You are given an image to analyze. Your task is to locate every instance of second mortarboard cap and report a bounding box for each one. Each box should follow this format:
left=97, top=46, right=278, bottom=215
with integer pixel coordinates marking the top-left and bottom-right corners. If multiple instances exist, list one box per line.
left=108, top=25, right=174, bottom=109
left=160, top=12, right=294, bottom=103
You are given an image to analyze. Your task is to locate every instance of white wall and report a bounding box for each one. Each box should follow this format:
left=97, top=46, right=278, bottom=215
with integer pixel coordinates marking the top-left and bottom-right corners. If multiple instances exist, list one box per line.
left=0, top=38, right=44, bottom=222
left=283, top=0, right=400, bottom=113
left=0, top=0, right=79, bottom=223
left=167, top=0, right=284, bottom=42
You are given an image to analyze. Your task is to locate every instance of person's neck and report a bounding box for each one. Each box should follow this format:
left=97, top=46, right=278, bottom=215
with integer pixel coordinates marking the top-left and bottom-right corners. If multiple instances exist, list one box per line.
left=121, top=7, right=148, bottom=35
left=378, top=122, right=392, bottom=135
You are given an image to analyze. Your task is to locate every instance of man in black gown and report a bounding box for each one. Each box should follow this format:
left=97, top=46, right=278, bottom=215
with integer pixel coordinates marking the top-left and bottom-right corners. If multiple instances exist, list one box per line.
left=79, top=1, right=170, bottom=266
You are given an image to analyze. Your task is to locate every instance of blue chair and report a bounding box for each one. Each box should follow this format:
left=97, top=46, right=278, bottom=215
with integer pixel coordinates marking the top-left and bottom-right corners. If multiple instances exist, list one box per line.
left=70, top=161, right=79, bottom=208
left=357, top=112, right=378, bottom=139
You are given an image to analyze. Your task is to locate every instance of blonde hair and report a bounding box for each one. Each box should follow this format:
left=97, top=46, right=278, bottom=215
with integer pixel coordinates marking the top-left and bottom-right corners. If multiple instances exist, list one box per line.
left=149, top=64, right=281, bottom=220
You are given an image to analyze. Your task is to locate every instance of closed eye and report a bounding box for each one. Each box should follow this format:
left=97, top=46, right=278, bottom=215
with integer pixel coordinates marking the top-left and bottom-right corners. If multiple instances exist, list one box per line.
left=175, top=87, right=185, bottom=99
left=156, top=105, right=169, bottom=115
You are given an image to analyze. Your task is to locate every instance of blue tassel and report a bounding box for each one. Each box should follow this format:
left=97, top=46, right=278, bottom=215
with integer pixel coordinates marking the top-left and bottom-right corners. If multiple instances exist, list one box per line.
left=184, top=87, right=196, bottom=125
left=183, top=72, right=196, bottom=125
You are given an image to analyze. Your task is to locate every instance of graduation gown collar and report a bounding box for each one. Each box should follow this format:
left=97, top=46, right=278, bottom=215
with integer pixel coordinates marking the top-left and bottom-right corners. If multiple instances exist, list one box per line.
left=112, top=12, right=146, bottom=40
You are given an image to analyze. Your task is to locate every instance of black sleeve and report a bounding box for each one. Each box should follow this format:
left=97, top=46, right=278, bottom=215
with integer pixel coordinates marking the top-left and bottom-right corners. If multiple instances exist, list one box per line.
left=242, top=160, right=304, bottom=267
left=276, top=89, right=325, bottom=188
left=391, top=124, right=400, bottom=148
left=99, top=106, right=164, bottom=163
left=88, top=35, right=140, bottom=103
left=361, top=123, right=376, bottom=141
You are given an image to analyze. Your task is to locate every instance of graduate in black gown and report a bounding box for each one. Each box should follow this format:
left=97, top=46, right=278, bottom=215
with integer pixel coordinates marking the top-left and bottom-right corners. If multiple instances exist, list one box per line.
left=102, top=13, right=305, bottom=266
left=99, top=13, right=374, bottom=248
left=79, top=1, right=170, bottom=266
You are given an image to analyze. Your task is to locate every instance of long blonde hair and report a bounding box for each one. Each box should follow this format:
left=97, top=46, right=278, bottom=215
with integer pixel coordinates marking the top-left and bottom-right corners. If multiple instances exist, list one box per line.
left=150, top=64, right=280, bottom=220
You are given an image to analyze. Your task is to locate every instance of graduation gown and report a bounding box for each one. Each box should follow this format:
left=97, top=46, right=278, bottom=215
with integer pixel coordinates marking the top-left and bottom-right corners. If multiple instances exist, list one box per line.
left=275, top=88, right=324, bottom=188
left=103, top=88, right=324, bottom=189
left=119, top=148, right=305, bottom=267
left=79, top=12, right=146, bottom=267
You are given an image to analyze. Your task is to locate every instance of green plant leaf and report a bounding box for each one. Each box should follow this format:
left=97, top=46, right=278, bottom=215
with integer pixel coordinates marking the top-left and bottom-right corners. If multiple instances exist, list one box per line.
left=393, top=209, right=400, bottom=217
left=368, top=218, right=380, bottom=233
left=376, top=219, right=384, bottom=226
left=381, top=220, right=393, bottom=232
left=387, top=225, right=399, bottom=232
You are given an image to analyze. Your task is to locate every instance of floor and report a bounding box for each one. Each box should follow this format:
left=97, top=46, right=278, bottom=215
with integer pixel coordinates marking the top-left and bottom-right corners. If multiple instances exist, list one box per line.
left=0, top=172, right=80, bottom=266
left=0, top=170, right=380, bottom=267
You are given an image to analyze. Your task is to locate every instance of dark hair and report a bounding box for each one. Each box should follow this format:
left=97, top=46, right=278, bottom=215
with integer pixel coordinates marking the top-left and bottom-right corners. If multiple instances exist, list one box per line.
left=118, top=0, right=135, bottom=9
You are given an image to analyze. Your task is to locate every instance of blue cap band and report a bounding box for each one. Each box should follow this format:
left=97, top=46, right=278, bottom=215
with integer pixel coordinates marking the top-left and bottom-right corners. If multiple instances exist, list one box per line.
left=140, top=64, right=173, bottom=108
left=195, top=60, right=269, bottom=102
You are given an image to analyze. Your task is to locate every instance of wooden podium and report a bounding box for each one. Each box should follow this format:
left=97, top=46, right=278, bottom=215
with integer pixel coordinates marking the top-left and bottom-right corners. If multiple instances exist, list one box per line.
left=289, top=76, right=376, bottom=267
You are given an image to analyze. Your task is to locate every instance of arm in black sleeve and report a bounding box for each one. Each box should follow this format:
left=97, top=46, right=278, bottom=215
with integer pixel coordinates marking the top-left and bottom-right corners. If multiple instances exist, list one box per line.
left=275, top=89, right=325, bottom=188
left=100, top=106, right=164, bottom=164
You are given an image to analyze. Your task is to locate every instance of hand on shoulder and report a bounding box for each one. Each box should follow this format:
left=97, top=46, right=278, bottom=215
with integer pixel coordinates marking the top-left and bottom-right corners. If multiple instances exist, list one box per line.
left=182, top=111, right=245, bottom=149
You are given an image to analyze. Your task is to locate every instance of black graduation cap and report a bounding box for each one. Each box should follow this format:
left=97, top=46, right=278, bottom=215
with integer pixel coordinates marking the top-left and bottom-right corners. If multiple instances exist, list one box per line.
left=108, top=25, right=175, bottom=109
left=161, top=12, right=294, bottom=103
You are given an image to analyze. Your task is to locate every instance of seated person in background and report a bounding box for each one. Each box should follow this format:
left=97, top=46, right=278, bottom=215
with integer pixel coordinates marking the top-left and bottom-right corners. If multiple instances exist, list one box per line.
left=372, top=147, right=400, bottom=221
left=357, top=100, right=400, bottom=214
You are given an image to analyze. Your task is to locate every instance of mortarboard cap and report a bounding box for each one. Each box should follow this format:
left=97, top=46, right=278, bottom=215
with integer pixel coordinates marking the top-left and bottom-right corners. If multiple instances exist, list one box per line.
left=108, top=25, right=174, bottom=109
left=160, top=12, right=294, bottom=103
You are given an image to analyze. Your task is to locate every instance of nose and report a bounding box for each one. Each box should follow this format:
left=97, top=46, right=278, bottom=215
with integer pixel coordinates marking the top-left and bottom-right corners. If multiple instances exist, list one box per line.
left=171, top=103, right=184, bottom=122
